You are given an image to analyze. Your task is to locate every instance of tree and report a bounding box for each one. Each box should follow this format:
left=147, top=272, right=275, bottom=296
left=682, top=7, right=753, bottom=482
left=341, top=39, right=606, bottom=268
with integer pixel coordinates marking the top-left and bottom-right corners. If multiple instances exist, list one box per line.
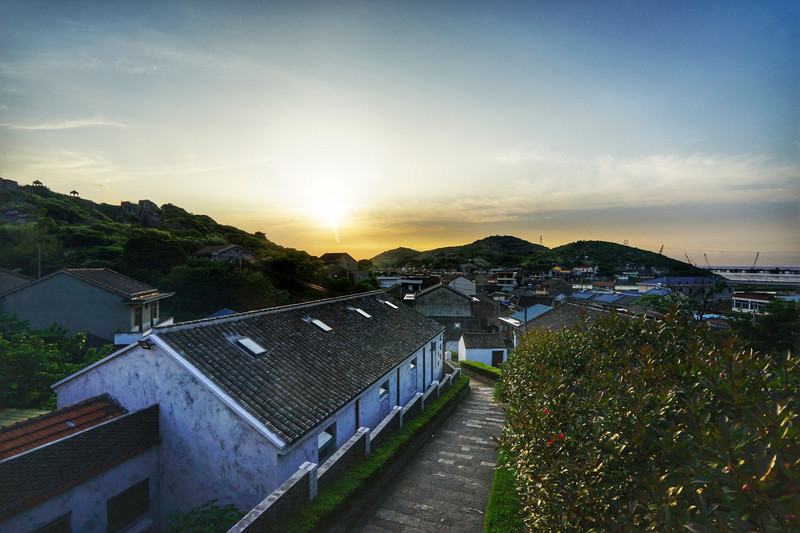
left=498, top=311, right=800, bottom=531
left=727, top=299, right=800, bottom=356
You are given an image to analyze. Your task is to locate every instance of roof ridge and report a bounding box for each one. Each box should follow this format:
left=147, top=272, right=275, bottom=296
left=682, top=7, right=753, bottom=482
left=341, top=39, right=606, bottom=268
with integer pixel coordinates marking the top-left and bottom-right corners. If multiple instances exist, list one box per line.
left=66, top=268, right=157, bottom=297
left=156, top=290, right=387, bottom=332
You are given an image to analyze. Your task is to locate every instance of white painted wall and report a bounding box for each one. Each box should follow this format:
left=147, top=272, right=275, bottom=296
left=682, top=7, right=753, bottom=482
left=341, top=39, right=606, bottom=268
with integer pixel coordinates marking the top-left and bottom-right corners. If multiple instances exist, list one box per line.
left=458, top=339, right=506, bottom=367
left=1, top=447, right=159, bottom=533
left=54, top=345, right=281, bottom=519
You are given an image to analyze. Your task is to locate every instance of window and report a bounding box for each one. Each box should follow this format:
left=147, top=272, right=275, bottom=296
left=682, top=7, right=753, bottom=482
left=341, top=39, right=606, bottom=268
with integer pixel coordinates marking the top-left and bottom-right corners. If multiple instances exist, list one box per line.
left=349, top=307, right=372, bottom=318
left=133, top=307, right=142, bottom=331
left=32, top=513, right=71, bottom=533
left=107, top=479, right=149, bottom=533
left=235, top=337, right=266, bottom=356
left=409, top=358, right=417, bottom=372
left=379, top=381, right=389, bottom=399
left=311, top=319, right=332, bottom=332
left=382, top=300, right=398, bottom=309
left=431, top=341, right=437, bottom=353
left=318, top=422, right=336, bottom=463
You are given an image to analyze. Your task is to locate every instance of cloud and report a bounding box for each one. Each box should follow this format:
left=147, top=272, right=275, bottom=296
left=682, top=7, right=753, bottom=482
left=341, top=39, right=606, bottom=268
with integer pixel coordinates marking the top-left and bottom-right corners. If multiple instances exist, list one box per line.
left=0, top=119, right=128, bottom=130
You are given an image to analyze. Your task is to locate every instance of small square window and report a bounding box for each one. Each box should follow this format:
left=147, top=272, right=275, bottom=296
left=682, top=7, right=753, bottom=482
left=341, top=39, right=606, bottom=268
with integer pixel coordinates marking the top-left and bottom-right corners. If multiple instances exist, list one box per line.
left=379, top=381, right=389, bottom=399
left=107, top=479, right=149, bottom=533
left=318, top=422, right=336, bottom=463
left=410, top=358, right=417, bottom=371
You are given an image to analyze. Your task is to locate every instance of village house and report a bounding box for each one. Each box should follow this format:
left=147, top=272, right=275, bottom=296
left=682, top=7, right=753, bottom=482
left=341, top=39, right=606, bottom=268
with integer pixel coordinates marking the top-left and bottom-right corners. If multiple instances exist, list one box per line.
left=637, top=277, right=733, bottom=301
left=731, top=292, right=774, bottom=314
left=448, top=275, right=477, bottom=296
left=36, top=292, right=444, bottom=530
left=319, top=252, right=369, bottom=283
left=0, top=268, right=174, bottom=345
left=191, top=244, right=256, bottom=262
left=458, top=332, right=507, bottom=367
left=404, top=283, right=473, bottom=317
left=0, top=267, right=33, bottom=294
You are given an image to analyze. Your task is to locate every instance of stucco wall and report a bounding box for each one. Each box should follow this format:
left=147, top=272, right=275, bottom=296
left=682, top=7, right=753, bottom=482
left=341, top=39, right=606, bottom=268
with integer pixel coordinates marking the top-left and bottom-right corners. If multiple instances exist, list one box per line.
left=0, top=273, right=131, bottom=341
left=1, top=447, right=159, bottom=533
left=54, top=345, right=280, bottom=518
left=458, top=342, right=506, bottom=367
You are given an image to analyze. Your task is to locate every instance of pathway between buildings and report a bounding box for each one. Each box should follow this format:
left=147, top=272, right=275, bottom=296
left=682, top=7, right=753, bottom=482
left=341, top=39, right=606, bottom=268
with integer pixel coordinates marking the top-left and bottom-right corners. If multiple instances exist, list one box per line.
left=351, top=381, right=504, bottom=533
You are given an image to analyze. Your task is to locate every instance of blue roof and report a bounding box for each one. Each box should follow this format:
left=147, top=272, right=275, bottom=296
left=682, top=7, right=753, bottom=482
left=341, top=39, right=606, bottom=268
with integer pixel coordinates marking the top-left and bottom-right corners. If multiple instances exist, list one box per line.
left=510, top=304, right=551, bottom=322
left=207, top=308, right=238, bottom=318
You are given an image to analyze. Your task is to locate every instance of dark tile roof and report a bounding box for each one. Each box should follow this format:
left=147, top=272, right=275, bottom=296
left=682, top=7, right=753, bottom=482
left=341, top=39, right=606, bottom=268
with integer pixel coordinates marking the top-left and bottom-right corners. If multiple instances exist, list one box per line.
left=526, top=302, right=613, bottom=332
left=193, top=244, right=254, bottom=256
left=0, top=405, right=158, bottom=521
left=462, top=332, right=506, bottom=350
left=415, top=283, right=472, bottom=300
left=67, top=268, right=160, bottom=299
left=0, top=394, right=126, bottom=460
left=156, top=291, right=444, bottom=446
left=430, top=316, right=483, bottom=341
left=319, top=252, right=354, bottom=263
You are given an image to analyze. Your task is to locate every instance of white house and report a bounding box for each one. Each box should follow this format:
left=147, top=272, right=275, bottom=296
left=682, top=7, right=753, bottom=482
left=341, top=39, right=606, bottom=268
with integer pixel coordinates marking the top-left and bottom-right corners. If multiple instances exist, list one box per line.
left=49, top=291, right=445, bottom=529
left=458, top=332, right=507, bottom=367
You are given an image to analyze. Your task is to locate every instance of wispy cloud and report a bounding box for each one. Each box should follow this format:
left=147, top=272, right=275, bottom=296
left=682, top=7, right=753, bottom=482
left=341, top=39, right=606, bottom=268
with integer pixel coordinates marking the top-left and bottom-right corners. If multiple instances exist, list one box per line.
left=0, top=119, right=128, bottom=130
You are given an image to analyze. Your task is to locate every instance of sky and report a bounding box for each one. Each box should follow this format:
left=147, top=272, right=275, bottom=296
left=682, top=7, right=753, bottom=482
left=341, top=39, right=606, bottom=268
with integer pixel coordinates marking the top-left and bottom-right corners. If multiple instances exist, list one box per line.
left=1, top=1, right=799, bottom=265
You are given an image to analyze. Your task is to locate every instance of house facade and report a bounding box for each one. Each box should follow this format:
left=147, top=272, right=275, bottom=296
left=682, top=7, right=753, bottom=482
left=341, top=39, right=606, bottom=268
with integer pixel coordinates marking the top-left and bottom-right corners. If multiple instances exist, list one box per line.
left=192, top=244, right=256, bottom=262
left=0, top=268, right=173, bottom=345
left=407, top=284, right=473, bottom=317
left=448, top=276, right=477, bottom=296
left=638, top=277, right=733, bottom=301
left=51, top=292, right=445, bottom=525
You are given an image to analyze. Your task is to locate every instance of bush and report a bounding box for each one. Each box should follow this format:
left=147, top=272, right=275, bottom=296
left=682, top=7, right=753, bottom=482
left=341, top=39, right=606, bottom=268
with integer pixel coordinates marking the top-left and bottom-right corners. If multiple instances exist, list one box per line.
left=461, top=360, right=502, bottom=380
left=484, top=452, right=524, bottom=533
left=498, top=310, right=800, bottom=531
left=165, top=499, right=244, bottom=533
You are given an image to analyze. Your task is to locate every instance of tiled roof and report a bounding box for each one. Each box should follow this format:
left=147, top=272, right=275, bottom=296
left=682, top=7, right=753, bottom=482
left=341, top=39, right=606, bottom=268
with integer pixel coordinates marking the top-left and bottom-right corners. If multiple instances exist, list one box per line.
left=0, top=394, right=126, bottom=460
left=509, top=304, right=551, bottom=323
left=527, top=302, right=613, bottom=332
left=640, top=277, right=720, bottom=287
left=414, top=283, right=472, bottom=300
left=66, top=268, right=160, bottom=298
left=155, top=291, right=444, bottom=446
left=430, top=316, right=483, bottom=341
left=462, top=332, right=506, bottom=350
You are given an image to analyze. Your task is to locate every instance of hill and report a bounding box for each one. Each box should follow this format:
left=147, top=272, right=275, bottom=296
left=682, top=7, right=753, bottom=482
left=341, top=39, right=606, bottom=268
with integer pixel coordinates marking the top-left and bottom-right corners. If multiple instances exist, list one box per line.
left=0, top=183, right=376, bottom=320
left=370, top=247, right=420, bottom=269
left=523, top=240, right=708, bottom=277
left=372, top=235, right=547, bottom=270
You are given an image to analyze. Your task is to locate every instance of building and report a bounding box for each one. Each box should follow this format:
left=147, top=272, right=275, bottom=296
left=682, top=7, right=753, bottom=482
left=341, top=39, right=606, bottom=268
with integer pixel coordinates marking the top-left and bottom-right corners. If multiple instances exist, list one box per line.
left=0, top=268, right=174, bottom=345
left=458, top=332, right=507, bottom=367
left=448, top=276, right=477, bottom=296
left=319, top=253, right=369, bottom=283
left=430, top=316, right=483, bottom=356
left=405, top=283, right=473, bottom=317
left=50, top=292, right=445, bottom=525
left=192, top=244, right=256, bottom=262
left=494, top=271, right=517, bottom=290
left=731, top=293, right=773, bottom=314
left=0, top=395, right=160, bottom=533
left=637, top=277, right=733, bottom=301
left=0, top=267, right=33, bottom=294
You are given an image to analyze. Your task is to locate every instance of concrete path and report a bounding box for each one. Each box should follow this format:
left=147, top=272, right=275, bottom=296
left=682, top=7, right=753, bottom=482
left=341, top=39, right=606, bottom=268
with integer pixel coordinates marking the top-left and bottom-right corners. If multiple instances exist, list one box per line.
left=351, top=382, right=504, bottom=533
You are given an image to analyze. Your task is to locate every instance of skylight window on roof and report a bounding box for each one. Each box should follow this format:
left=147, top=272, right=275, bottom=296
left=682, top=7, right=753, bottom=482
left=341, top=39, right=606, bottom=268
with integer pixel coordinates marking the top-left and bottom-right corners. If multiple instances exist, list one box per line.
left=350, top=307, right=371, bottom=318
left=382, top=300, right=398, bottom=309
left=311, top=319, right=332, bottom=332
left=236, top=337, right=266, bottom=355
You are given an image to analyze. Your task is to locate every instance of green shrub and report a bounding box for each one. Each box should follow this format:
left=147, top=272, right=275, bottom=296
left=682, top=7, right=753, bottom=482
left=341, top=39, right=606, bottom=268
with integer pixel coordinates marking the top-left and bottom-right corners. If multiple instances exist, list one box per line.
left=283, top=376, right=470, bottom=532
left=499, top=310, right=799, bottom=531
left=461, top=360, right=502, bottom=380
left=484, top=452, right=524, bottom=533
left=165, top=499, right=244, bottom=533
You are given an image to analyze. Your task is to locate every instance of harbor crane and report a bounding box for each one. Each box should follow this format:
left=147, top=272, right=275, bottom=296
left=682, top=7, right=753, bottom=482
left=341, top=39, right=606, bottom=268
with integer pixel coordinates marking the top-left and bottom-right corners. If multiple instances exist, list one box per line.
left=752, top=252, right=759, bottom=271
left=659, top=245, right=664, bottom=254
left=684, top=252, right=695, bottom=266
left=704, top=253, right=711, bottom=269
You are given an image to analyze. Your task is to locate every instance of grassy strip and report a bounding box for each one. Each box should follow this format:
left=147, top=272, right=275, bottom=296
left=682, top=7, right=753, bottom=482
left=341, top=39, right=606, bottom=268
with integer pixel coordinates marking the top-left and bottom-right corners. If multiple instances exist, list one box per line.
left=484, top=452, right=524, bottom=533
left=283, top=376, right=470, bottom=533
left=460, top=360, right=502, bottom=380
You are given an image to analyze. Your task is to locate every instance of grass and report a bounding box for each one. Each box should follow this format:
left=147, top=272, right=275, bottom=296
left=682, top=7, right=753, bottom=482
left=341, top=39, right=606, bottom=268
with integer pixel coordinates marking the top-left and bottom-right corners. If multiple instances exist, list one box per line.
left=283, top=375, right=470, bottom=532
left=484, top=452, right=524, bottom=533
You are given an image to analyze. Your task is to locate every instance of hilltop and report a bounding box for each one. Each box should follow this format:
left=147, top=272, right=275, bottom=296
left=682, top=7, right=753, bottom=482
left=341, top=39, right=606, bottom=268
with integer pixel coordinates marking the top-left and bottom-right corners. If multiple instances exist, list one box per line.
left=372, top=236, right=547, bottom=270
left=0, top=182, right=375, bottom=320
left=371, top=236, right=706, bottom=277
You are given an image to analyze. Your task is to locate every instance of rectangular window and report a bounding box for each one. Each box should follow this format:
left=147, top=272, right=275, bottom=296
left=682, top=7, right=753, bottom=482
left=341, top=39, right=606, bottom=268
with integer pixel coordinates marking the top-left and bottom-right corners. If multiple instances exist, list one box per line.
left=410, top=358, right=417, bottom=371
left=318, top=422, right=336, bottom=463
left=379, top=380, right=389, bottom=399
left=107, top=479, right=149, bottom=533
left=133, top=307, right=143, bottom=331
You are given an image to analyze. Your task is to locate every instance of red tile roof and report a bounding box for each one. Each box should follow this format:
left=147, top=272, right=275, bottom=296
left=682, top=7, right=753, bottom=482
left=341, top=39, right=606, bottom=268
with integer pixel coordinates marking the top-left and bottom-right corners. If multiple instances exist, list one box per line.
left=0, top=394, right=126, bottom=460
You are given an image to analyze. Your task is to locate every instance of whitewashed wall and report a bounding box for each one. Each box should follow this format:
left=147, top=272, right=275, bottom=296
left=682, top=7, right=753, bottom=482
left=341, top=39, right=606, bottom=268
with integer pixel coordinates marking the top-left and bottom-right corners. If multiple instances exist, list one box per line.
left=54, top=345, right=281, bottom=519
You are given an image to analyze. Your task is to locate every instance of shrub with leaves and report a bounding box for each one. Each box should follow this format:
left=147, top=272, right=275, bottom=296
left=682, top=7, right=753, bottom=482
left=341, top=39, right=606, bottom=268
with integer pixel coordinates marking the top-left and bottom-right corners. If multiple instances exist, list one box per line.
left=165, top=499, right=244, bottom=533
left=498, top=310, right=799, bottom=531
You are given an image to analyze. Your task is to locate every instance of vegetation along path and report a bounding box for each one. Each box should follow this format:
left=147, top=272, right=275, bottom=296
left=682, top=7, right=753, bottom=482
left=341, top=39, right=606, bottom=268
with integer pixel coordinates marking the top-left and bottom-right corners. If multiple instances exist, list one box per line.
left=352, top=382, right=504, bottom=532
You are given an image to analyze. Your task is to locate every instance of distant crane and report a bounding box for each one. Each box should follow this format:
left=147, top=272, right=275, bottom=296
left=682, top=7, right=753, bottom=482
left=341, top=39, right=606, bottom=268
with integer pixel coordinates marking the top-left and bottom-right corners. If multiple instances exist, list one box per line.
left=704, top=253, right=711, bottom=269
left=659, top=245, right=664, bottom=254
left=684, top=252, right=695, bottom=266
left=751, top=252, right=760, bottom=271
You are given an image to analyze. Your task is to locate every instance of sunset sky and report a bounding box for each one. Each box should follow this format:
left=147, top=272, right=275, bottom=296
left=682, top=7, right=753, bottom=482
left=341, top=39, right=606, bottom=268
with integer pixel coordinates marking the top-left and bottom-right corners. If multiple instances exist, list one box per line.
left=2, top=1, right=798, bottom=265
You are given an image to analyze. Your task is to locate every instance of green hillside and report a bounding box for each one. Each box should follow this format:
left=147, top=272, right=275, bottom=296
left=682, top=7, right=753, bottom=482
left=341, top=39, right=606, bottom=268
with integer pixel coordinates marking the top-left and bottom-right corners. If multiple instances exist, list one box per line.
left=0, top=184, right=376, bottom=320
left=523, top=240, right=708, bottom=277
left=370, top=247, right=420, bottom=269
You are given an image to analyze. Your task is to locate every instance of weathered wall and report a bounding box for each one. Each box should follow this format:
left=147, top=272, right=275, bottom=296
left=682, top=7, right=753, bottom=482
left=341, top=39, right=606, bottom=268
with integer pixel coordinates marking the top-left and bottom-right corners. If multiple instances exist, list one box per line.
left=1, top=447, right=159, bottom=533
left=414, top=288, right=472, bottom=317
left=54, top=345, right=280, bottom=519
left=448, top=277, right=476, bottom=296
left=0, top=273, right=131, bottom=341
left=458, top=343, right=506, bottom=367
